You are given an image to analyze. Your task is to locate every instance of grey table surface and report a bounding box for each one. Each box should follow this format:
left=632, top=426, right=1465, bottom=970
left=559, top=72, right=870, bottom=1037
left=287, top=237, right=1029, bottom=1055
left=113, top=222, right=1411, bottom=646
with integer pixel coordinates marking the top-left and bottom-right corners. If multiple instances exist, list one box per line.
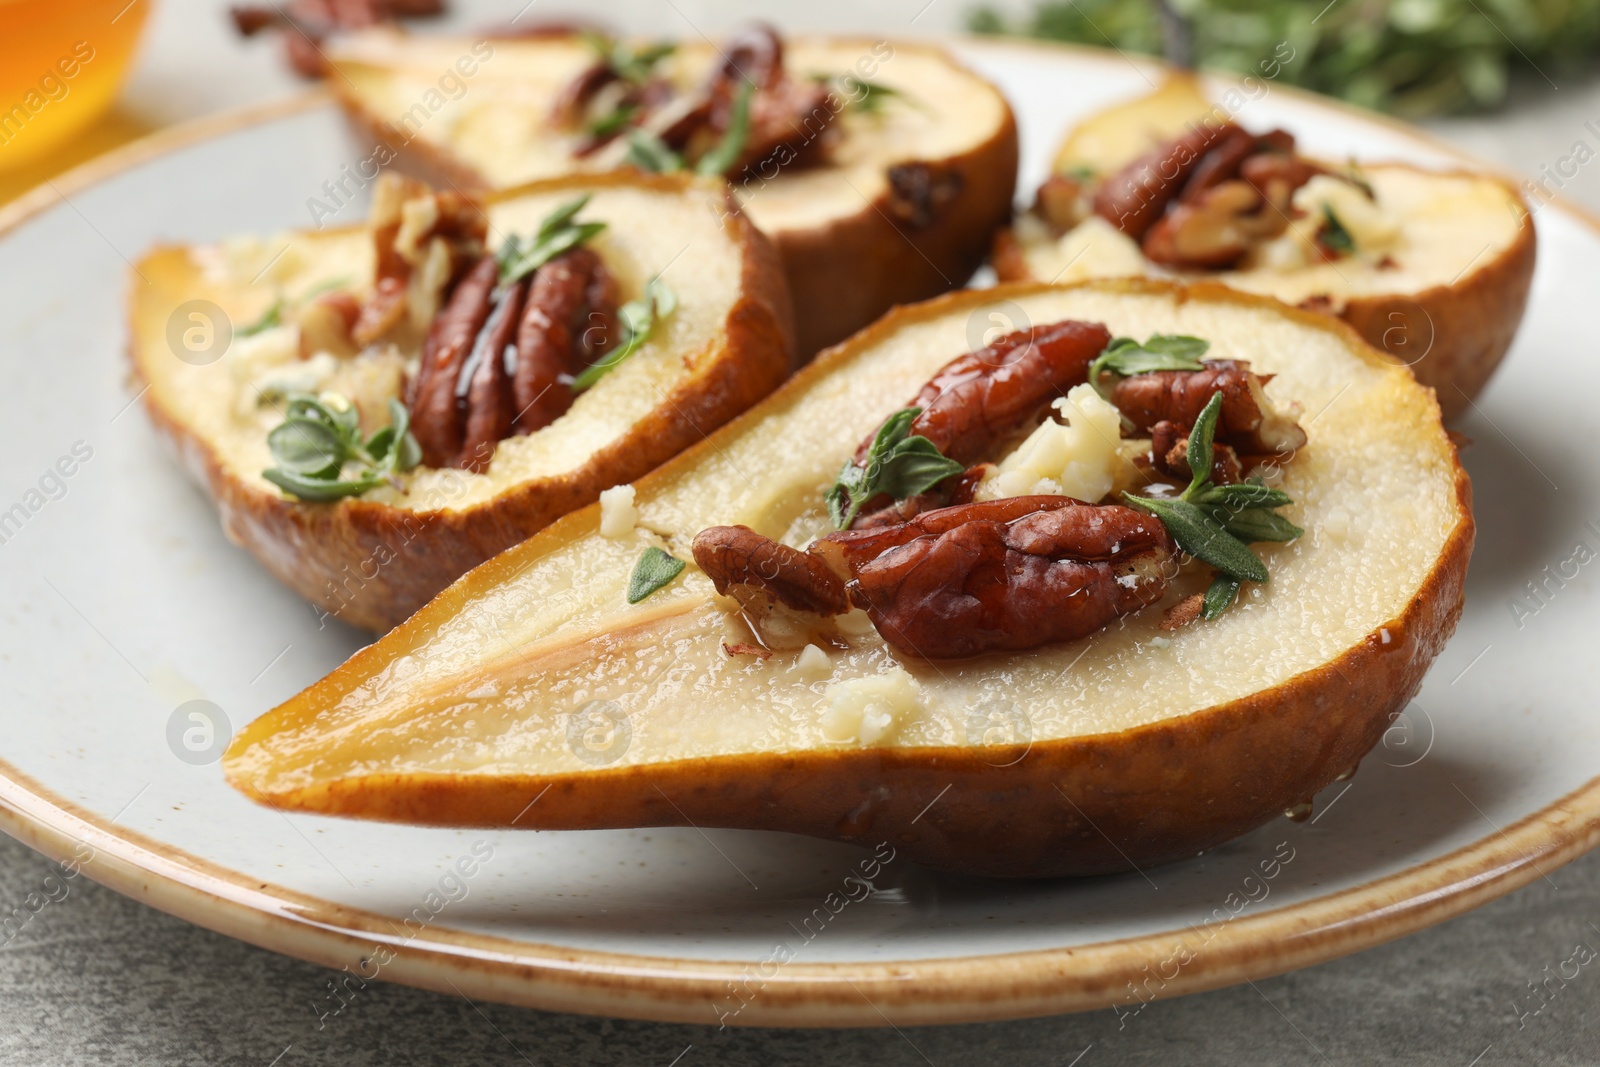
left=8, top=2, right=1600, bottom=1064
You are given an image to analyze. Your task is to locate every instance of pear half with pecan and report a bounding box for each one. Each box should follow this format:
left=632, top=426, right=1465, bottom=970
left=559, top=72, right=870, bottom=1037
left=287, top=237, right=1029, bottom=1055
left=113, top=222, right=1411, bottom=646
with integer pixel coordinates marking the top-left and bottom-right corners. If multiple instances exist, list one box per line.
left=224, top=279, right=1471, bottom=878
left=324, top=25, right=1017, bottom=357
left=129, top=171, right=793, bottom=632
left=992, top=75, right=1535, bottom=420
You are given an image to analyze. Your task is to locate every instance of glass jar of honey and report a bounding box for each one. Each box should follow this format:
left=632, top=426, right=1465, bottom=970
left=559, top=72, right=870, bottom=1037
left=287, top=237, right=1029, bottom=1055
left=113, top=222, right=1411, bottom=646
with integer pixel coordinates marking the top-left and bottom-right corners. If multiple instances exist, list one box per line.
left=0, top=0, right=151, bottom=172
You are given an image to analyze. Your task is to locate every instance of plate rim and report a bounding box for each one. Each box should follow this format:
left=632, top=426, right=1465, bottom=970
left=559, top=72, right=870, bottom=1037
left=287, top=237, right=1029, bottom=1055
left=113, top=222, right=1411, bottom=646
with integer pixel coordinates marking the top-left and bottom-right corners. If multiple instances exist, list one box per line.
left=0, top=41, right=1591, bottom=1029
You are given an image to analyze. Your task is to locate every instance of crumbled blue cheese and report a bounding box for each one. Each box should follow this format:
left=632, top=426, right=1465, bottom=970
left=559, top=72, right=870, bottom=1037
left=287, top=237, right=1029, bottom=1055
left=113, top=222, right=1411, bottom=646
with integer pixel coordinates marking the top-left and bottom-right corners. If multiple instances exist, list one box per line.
left=230, top=325, right=339, bottom=417
left=822, top=667, right=922, bottom=745
left=1253, top=175, right=1401, bottom=270
left=598, top=484, right=638, bottom=538
left=976, top=383, right=1126, bottom=504
left=791, top=643, right=833, bottom=679
left=1025, top=214, right=1148, bottom=283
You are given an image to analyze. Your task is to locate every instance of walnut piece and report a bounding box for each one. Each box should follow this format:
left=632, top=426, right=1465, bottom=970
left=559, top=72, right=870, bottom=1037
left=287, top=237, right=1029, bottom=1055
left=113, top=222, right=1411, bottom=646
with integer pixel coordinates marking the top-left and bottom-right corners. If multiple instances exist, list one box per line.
left=355, top=174, right=487, bottom=350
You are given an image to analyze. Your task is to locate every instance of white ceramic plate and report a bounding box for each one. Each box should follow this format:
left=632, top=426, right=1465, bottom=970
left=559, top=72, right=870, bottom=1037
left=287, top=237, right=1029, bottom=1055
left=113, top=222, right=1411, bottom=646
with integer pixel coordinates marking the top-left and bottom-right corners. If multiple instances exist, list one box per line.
left=1, top=40, right=1595, bottom=1028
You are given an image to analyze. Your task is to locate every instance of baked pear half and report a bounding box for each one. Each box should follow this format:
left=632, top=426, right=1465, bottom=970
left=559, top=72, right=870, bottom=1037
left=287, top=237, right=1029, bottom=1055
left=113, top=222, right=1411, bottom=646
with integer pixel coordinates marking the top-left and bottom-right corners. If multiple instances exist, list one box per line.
left=325, top=25, right=1018, bottom=356
left=224, top=279, right=1472, bottom=878
left=129, top=171, right=792, bottom=632
left=993, top=75, right=1534, bottom=420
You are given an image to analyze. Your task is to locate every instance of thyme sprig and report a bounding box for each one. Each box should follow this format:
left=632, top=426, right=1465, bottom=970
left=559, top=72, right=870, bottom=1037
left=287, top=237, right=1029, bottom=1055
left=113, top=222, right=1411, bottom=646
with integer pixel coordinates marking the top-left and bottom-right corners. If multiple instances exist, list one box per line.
left=825, top=407, right=964, bottom=530
left=1124, top=391, right=1303, bottom=615
left=262, top=394, right=421, bottom=502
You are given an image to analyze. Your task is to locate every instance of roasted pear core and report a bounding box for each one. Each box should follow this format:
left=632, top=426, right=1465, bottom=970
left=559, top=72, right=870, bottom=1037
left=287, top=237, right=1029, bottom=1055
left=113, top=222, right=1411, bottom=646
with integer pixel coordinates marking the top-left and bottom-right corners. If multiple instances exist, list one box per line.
left=224, top=281, right=1471, bottom=877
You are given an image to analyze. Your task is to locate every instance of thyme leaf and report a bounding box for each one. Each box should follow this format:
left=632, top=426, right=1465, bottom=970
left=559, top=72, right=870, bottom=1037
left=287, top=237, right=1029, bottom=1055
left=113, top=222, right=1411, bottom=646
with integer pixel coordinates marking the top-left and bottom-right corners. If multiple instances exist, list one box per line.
left=825, top=407, right=964, bottom=529
left=628, top=546, right=687, bottom=603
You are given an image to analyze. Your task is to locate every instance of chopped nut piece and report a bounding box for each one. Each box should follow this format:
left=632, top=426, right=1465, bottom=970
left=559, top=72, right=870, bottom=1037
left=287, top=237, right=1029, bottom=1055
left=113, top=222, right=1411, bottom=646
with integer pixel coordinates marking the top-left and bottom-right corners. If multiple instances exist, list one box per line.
left=1160, top=593, right=1205, bottom=631
left=1142, top=180, right=1286, bottom=271
left=1112, top=360, right=1307, bottom=456
left=1035, top=173, right=1089, bottom=232
left=1150, top=420, right=1243, bottom=485
left=295, top=290, right=360, bottom=358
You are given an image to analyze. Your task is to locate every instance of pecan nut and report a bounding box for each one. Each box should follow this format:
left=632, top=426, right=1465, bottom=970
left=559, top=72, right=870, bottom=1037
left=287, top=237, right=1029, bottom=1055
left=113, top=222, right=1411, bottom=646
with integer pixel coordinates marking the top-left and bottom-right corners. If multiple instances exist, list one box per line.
left=404, top=245, right=620, bottom=471
left=715, top=23, right=785, bottom=91
left=407, top=256, right=500, bottom=468
left=1112, top=360, right=1307, bottom=456
left=866, top=319, right=1113, bottom=467
left=1093, top=121, right=1237, bottom=240
left=690, top=24, right=835, bottom=177
left=836, top=498, right=1175, bottom=659
left=230, top=0, right=444, bottom=79
left=559, top=22, right=835, bottom=180
left=457, top=276, right=529, bottom=472
left=513, top=247, right=618, bottom=434
left=692, top=525, right=849, bottom=616
left=696, top=497, right=1175, bottom=659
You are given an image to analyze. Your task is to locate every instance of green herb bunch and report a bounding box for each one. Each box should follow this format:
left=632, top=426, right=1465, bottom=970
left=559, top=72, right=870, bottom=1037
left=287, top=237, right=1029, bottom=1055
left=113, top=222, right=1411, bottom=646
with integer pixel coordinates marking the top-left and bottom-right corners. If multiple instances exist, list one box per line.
left=1124, top=391, right=1303, bottom=619
left=969, top=0, right=1600, bottom=117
